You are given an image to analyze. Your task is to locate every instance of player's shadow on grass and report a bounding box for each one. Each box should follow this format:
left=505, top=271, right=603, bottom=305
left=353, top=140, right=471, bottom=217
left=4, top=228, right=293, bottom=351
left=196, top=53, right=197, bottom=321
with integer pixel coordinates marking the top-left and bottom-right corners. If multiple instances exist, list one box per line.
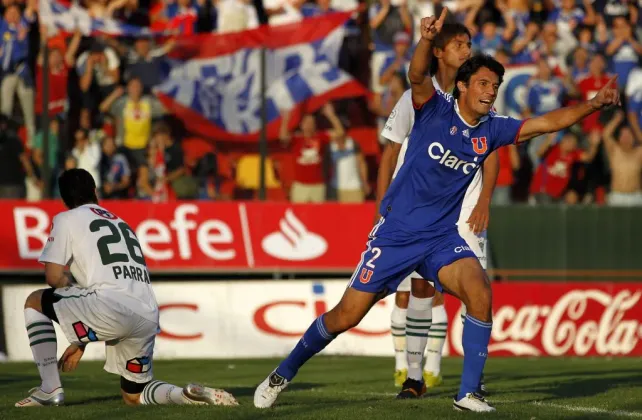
left=65, top=395, right=122, bottom=406
left=0, top=374, right=40, bottom=386
left=228, top=382, right=322, bottom=397
left=514, top=371, right=642, bottom=400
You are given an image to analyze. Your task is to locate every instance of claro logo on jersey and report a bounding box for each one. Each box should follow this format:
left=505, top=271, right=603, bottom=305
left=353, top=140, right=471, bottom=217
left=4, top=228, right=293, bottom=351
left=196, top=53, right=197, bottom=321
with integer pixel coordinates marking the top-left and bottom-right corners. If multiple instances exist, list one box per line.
left=428, top=142, right=479, bottom=174
left=253, top=283, right=389, bottom=337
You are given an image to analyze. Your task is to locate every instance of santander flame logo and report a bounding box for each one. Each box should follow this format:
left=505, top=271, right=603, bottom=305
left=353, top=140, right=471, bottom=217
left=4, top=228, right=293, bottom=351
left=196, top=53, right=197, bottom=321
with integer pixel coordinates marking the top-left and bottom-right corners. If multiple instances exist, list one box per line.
left=261, top=209, right=327, bottom=261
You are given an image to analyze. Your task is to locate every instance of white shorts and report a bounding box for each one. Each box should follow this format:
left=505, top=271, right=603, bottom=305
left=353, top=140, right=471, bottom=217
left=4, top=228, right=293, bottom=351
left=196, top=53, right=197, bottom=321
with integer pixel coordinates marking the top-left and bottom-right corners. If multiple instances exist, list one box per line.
left=396, top=226, right=488, bottom=292
left=52, top=286, right=158, bottom=383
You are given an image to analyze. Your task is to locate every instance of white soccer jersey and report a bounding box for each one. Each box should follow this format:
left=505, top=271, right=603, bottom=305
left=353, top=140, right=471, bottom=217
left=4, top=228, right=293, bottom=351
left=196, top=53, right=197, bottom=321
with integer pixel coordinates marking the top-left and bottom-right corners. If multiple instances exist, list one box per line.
left=39, top=204, right=158, bottom=322
left=381, top=77, right=483, bottom=224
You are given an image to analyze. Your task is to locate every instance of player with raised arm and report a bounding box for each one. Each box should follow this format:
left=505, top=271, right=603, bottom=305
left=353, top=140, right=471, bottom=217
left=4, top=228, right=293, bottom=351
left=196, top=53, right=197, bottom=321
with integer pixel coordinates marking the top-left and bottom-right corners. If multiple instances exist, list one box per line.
left=16, top=169, right=238, bottom=408
left=379, top=22, right=500, bottom=394
left=254, top=9, right=619, bottom=412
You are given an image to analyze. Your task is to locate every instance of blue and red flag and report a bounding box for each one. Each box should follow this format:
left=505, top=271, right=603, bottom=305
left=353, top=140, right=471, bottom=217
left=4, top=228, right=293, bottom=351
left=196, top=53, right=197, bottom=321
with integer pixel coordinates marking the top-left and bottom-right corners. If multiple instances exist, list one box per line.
left=155, top=12, right=368, bottom=142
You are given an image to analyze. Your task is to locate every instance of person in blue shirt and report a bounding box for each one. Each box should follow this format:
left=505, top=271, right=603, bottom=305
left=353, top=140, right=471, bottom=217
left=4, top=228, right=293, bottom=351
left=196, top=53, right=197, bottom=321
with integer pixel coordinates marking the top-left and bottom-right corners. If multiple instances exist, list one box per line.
left=472, top=21, right=505, bottom=56
left=526, top=57, right=566, bottom=117
left=605, top=16, right=642, bottom=90
left=0, top=3, right=36, bottom=145
left=253, top=8, right=621, bottom=413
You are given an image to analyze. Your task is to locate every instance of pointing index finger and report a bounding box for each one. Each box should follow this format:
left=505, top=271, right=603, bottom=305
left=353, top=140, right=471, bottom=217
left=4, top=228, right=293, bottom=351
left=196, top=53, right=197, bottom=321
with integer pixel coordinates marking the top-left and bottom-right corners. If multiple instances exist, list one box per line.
left=437, top=7, right=448, bottom=25
left=604, top=74, right=618, bottom=89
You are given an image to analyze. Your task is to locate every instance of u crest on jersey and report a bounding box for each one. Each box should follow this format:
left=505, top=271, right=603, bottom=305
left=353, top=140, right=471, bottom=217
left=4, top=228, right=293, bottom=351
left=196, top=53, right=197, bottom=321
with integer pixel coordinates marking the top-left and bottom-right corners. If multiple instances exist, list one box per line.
left=472, top=137, right=488, bottom=155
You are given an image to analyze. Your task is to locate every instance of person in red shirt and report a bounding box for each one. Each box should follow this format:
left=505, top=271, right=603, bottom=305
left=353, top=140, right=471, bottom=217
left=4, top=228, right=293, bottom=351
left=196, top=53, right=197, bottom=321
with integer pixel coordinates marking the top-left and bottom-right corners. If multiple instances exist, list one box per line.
left=530, top=131, right=601, bottom=204
left=279, top=102, right=345, bottom=203
left=492, top=145, right=521, bottom=205
left=576, top=54, right=612, bottom=134
left=35, top=28, right=80, bottom=119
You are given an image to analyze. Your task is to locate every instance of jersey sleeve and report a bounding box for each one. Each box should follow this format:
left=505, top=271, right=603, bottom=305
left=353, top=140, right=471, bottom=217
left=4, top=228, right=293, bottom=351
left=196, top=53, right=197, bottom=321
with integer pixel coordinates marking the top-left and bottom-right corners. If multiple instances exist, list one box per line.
left=381, top=90, right=413, bottom=144
left=490, top=115, right=527, bottom=149
left=38, top=213, right=73, bottom=266
left=413, top=90, right=452, bottom=125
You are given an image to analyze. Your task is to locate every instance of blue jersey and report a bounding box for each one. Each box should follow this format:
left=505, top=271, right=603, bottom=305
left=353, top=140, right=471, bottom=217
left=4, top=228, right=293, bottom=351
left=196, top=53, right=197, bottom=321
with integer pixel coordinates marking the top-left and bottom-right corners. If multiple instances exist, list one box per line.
left=378, top=91, right=524, bottom=239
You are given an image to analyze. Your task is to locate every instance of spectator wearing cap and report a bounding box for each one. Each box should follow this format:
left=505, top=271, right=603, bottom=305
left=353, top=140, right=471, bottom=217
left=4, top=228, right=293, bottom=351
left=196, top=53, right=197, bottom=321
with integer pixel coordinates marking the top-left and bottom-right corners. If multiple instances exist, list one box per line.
left=0, top=2, right=36, bottom=144
left=99, top=77, right=166, bottom=167
left=76, top=40, right=121, bottom=110
left=369, top=0, right=411, bottom=98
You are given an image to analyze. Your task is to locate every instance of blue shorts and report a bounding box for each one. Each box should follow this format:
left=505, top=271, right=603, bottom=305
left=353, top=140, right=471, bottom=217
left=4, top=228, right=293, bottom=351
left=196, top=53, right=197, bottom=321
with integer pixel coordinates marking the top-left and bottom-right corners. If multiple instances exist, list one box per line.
left=348, top=220, right=477, bottom=296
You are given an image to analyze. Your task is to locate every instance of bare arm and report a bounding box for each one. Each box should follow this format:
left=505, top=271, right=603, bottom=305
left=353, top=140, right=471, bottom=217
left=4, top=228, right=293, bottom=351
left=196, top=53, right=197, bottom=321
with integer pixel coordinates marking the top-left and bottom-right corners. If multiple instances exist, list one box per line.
left=375, top=141, right=403, bottom=218
left=579, top=132, right=601, bottom=162
left=536, top=133, right=557, bottom=158
left=508, top=144, right=521, bottom=170
left=166, top=167, right=185, bottom=182
left=369, top=4, right=390, bottom=29
left=628, top=110, right=642, bottom=143
left=518, top=75, right=620, bottom=142
left=357, top=152, right=369, bottom=195
left=105, top=0, right=130, bottom=16
left=45, top=262, right=73, bottom=289
left=79, top=57, right=95, bottom=92
left=582, top=0, right=596, bottom=25
left=479, top=151, right=499, bottom=203
left=137, top=166, right=155, bottom=197
left=380, top=58, right=403, bottom=86
left=279, top=110, right=292, bottom=145
left=99, top=86, right=124, bottom=114
left=605, top=37, right=625, bottom=56
left=321, top=103, right=345, bottom=138
left=603, top=111, right=624, bottom=156
left=65, top=31, right=82, bottom=68
left=399, top=3, right=412, bottom=31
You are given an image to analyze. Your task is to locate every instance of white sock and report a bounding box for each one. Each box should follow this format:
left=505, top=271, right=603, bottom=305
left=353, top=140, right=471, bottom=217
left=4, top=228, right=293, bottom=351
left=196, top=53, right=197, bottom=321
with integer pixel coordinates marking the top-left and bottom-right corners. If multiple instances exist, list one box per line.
left=405, top=295, right=433, bottom=381
left=424, top=304, right=448, bottom=375
left=24, top=308, right=61, bottom=393
left=139, top=380, right=189, bottom=405
left=390, top=303, right=407, bottom=371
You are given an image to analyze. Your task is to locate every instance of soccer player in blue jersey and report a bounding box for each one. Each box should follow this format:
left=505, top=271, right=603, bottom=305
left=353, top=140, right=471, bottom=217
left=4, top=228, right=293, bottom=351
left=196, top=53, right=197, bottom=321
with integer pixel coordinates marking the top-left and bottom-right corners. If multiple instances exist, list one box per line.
left=254, top=9, right=620, bottom=412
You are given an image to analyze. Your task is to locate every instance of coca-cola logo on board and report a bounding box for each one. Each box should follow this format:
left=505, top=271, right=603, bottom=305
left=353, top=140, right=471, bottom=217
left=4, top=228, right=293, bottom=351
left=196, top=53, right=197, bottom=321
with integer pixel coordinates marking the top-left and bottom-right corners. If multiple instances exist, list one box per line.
left=450, top=289, right=642, bottom=356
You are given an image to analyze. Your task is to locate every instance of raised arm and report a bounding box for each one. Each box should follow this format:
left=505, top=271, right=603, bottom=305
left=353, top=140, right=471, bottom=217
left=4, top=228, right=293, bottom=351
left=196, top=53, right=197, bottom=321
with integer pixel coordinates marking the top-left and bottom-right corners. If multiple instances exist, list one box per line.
left=517, top=75, right=621, bottom=143
left=602, top=110, right=624, bottom=157
left=321, top=103, right=345, bottom=138
left=408, top=9, right=448, bottom=106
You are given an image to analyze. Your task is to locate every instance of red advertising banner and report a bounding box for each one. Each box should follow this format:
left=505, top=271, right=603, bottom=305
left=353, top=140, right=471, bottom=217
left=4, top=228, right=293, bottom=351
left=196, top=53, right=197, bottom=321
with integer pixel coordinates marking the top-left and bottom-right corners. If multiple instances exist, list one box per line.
left=0, top=201, right=377, bottom=272
left=445, top=282, right=642, bottom=357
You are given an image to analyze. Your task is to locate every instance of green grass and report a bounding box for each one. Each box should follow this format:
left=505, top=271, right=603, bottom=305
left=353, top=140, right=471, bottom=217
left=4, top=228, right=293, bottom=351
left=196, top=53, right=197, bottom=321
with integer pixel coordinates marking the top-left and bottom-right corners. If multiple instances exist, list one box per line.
left=2, top=357, right=642, bottom=419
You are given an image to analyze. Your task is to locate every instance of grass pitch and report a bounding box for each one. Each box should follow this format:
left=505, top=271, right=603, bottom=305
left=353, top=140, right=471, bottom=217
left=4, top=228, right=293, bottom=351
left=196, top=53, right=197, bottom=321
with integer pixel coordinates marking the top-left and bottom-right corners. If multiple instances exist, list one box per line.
left=2, top=356, right=641, bottom=419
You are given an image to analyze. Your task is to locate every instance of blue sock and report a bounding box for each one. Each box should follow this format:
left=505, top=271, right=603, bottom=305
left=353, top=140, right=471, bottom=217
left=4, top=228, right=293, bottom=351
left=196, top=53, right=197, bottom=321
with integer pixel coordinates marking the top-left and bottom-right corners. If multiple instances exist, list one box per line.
left=276, top=314, right=336, bottom=381
left=457, top=314, right=492, bottom=400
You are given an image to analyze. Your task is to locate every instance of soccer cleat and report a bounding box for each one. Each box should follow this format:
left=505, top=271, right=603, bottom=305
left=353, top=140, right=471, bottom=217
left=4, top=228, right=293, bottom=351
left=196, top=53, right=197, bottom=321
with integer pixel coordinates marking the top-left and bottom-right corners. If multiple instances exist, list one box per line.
left=182, top=383, right=238, bottom=406
left=394, top=369, right=408, bottom=387
left=453, top=392, right=495, bottom=412
left=15, top=387, right=65, bottom=407
left=423, top=371, right=443, bottom=388
left=254, top=370, right=289, bottom=408
left=396, top=378, right=426, bottom=399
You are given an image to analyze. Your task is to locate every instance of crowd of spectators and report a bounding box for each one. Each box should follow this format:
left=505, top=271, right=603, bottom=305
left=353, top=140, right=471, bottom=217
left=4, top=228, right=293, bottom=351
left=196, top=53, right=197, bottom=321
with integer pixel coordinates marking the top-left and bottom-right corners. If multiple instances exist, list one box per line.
left=0, top=0, right=641, bottom=206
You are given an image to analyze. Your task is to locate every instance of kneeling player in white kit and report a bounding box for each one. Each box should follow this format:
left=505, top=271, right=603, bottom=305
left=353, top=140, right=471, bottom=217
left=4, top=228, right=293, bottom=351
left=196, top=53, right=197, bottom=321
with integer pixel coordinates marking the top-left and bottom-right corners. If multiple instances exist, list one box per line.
left=16, top=169, right=238, bottom=408
left=378, top=23, right=498, bottom=394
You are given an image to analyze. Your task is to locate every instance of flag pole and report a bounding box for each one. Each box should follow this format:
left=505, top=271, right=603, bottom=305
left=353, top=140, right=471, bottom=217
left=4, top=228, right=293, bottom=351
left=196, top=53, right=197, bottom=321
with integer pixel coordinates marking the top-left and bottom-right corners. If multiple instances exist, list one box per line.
left=258, top=45, right=267, bottom=201
left=41, top=41, right=51, bottom=199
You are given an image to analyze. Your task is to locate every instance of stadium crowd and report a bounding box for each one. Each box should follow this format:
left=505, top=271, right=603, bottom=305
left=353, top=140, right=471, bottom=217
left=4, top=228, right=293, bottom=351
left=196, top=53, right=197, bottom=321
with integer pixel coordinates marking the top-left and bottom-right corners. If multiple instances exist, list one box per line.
left=0, top=0, right=642, bottom=206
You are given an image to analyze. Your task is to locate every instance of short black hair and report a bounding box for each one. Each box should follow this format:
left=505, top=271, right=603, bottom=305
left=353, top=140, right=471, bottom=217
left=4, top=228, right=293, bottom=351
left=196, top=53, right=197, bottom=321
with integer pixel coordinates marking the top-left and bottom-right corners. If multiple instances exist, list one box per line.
left=452, top=54, right=505, bottom=99
left=430, top=23, right=472, bottom=76
left=58, top=169, right=98, bottom=209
